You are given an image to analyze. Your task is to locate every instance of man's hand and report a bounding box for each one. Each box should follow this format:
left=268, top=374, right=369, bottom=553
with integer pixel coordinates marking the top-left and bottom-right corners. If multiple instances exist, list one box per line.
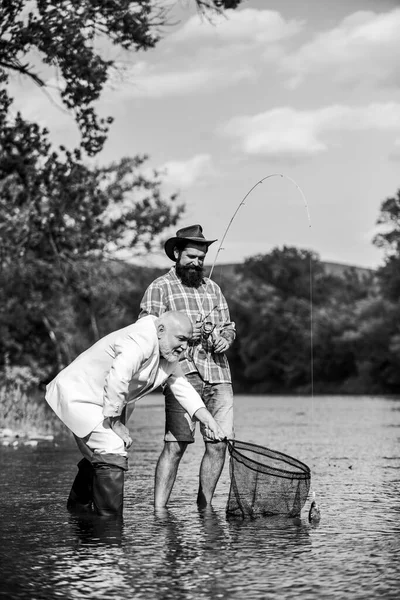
left=203, top=421, right=226, bottom=442
left=110, top=418, right=133, bottom=449
left=191, top=320, right=203, bottom=342
left=213, top=335, right=230, bottom=353
left=194, top=407, right=226, bottom=441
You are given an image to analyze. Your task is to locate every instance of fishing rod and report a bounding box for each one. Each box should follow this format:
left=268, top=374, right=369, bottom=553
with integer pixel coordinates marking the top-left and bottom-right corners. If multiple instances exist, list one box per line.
left=200, top=173, right=311, bottom=308
left=198, top=173, right=319, bottom=515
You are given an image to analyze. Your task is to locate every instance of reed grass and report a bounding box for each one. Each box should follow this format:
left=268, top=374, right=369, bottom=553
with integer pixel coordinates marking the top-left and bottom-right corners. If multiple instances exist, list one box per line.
left=0, top=365, right=64, bottom=437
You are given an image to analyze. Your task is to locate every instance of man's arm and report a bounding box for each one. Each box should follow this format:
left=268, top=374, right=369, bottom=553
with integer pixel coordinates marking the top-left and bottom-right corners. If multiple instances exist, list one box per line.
left=213, top=286, right=236, bottom=353
left=109, top=417, right=133, bottom=449
left=168, top=364, right=225, bottom=440
left=192, top=407, right=226, bottom=441
left=102, top=334, right=147, bottom=418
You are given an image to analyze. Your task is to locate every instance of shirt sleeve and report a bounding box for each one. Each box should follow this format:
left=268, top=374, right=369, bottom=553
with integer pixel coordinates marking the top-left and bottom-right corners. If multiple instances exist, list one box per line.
left=167, top=363, right=205, bottom=417
left=139, top=283, right=167, bottom=318
left=215, top=286, right=236, bottom=346
left=102, top=335, right=147, bottom=418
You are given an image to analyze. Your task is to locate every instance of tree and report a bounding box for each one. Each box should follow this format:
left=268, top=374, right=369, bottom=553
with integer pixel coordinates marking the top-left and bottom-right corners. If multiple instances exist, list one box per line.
left=0, top=0, right=245, bottom=375
left=373, top=189, right=400, bottom=301
left=0, top=105, right=184, bottom=370
left=224, top=247, right=378, bottom=393
left=0, top=0, right=162, bottom=155
left=238, top=246, right=358, bottom=305
left=0, top=0, right=243, bottom=155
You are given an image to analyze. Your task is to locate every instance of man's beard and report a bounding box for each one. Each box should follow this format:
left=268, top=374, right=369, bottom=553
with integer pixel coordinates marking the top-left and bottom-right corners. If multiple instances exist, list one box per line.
left=176, top=262, right=204, bottom=288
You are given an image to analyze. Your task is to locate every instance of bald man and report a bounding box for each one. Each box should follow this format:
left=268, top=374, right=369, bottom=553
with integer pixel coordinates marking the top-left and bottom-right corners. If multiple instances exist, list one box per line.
left=45, top=312, right=224, bottom=517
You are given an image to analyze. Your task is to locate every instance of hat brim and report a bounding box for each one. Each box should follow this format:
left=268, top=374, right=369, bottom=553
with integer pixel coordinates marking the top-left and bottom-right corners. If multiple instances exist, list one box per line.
left=164, top=237, right=217, bottom=262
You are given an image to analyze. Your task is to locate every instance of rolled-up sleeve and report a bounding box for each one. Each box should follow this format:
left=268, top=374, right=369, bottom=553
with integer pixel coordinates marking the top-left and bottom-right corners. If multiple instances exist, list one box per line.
left=102, top=336, right=144, bottom=418
left=217, top=288, right=236, bottom=346
left=167, top=363, right=205, bottom=417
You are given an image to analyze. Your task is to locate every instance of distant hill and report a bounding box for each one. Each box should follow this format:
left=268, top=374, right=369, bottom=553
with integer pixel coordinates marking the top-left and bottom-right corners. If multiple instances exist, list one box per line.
left=322, top=260, right=375, bottom=279
left=201, top=260, right=376, bottom=281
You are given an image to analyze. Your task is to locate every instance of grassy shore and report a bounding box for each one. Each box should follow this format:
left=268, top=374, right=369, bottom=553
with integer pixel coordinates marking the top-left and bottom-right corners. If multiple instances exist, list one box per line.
left=0, top=381, right=66, bottom=439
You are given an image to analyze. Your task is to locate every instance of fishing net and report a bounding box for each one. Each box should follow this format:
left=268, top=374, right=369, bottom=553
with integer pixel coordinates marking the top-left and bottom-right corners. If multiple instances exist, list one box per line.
left=226, top=439, right=311, bottom=518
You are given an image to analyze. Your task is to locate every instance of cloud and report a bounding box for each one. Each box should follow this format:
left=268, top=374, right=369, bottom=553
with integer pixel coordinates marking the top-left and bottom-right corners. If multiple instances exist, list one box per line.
left=282, top=8, right=400, bottom=89
left=220, top=103, right=400, bottom=161
left=170, top=8, right=303, bottom=46
left=389, top=138, right=400, bottom=162
left=158, top=154, right=213, bottom=188
left=106, top=60, right=254, bottom=99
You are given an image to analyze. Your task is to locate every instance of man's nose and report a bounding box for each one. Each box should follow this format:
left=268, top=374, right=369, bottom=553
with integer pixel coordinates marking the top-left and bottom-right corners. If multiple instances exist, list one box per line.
left=191, top=258, right=200, bottom=267
left=180, top=340, right=188, bottom=351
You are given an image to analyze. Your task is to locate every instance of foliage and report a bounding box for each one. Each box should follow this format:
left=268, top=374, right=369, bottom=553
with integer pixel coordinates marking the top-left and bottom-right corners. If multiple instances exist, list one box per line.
left=373, top=189, right=400, bottom=257
left=0, top=0, right=243, bottom=155
left=0, top=102, right=184, bottom=371
left=224, top=247, right=382, bottom=394
left=0, top=0, right=164, bottom=154
left=373, top=189, right=400, bottom=301
left=0, top=359, right=61, bottom=434
left=0, top=111, right=182, bottom=265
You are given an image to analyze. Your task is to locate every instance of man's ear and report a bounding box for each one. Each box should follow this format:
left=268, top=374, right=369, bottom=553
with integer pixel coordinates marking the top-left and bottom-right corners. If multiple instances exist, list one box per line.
left=173, top=247, right=179, bottom=261
left=157, top=323, right=165, bottom=337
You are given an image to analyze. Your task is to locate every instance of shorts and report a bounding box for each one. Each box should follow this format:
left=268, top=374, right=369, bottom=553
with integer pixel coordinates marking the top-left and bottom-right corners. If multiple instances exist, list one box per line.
left=163, top=372, right=234, bottom=443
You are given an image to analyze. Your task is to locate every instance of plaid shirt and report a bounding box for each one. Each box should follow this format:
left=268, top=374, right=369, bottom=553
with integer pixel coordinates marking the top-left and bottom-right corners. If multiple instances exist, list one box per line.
left=139, top=267, right=235, bottom=383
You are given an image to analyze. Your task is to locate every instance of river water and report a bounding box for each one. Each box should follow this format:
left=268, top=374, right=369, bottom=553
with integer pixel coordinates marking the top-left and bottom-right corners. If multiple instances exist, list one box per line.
left=0, top=394, right=399, bottom=600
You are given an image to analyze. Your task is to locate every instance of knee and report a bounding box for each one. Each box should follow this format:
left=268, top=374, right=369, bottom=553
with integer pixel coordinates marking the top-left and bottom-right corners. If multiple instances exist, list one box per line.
left=161, top=441, right=188, bottom=462
left=205, top=441, right=227, bottom=458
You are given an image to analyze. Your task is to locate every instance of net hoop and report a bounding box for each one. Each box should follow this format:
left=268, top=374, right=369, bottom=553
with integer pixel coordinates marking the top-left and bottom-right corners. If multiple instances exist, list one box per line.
left=227, top=439, right=311, bottom=481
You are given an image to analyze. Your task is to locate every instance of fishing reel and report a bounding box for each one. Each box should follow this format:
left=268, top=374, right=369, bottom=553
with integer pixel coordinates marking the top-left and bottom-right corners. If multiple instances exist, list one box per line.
left=195, top=316, right=219, bottom=348
left=201, top=320, right=218, bottom=345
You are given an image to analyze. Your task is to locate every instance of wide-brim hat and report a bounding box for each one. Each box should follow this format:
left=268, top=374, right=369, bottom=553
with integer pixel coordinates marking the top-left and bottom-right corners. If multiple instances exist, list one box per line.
left=164, top=224, right=217, bottom=262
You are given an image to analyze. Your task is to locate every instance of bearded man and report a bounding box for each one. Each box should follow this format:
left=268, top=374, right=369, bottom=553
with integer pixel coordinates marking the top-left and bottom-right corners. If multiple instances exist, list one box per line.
left=139, top=224, right=236, bottom=508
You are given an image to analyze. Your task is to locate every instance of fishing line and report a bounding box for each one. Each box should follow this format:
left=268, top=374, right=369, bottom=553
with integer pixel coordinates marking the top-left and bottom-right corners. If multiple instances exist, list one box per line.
left=200, top=172, right=318, bottom=508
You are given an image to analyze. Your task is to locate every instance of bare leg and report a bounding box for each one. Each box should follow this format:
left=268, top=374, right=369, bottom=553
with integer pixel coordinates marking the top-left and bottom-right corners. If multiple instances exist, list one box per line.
left=154, top=441, right=188, bottom=507
left=197, top=441, right=227, bottom=508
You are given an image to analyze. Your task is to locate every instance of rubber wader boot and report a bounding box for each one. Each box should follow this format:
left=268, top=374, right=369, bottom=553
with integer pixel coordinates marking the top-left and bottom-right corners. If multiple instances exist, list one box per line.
left=67, top=458, right=94, bottom=513
left=91, top=453, right=128, bottom=517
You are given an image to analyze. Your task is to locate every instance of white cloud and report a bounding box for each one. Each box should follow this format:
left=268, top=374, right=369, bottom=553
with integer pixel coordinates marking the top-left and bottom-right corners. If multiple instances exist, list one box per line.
left=220, top=103, right=400, bottom=160
left=159, top=154, right=213, bottom=188
left=171, top=8, right=303, bottom=46
left=282, top=8, right=400, bottom=89
left=389, top=138, right=400, bottom=161
left=106, top=60, right=253, bottom=98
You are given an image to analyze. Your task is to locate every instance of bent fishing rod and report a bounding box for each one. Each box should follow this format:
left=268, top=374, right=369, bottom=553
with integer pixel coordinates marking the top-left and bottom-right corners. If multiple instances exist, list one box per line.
left=199, top=173, right=311, bottom=310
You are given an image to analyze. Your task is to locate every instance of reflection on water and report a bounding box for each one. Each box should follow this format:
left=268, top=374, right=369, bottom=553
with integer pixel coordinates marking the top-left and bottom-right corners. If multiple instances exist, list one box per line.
left=1, top=395, right=399, bottom=600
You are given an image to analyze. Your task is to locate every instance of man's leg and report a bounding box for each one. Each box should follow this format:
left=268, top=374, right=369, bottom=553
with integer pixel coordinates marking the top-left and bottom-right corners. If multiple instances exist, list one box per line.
left=197, top=382, right=234, bottom=507
left=154, top=441, right=188, bottom=507
left=67, top=456, right=94, bottom=513
left=85, top=420, right=128, bottom=517
left=91, top=452, right=128, bottom=517
left=197, top=441, right=227, bottom=508
left=154, top=381, right=197, bottom=507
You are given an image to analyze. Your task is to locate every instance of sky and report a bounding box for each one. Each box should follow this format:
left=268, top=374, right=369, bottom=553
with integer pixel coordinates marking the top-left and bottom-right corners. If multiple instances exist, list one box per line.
left=9, top=0, right=400, bottom=269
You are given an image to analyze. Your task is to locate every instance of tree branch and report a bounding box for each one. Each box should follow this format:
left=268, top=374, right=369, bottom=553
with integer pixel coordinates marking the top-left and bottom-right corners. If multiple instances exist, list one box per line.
left=0, top=59, right=45, bottom=87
